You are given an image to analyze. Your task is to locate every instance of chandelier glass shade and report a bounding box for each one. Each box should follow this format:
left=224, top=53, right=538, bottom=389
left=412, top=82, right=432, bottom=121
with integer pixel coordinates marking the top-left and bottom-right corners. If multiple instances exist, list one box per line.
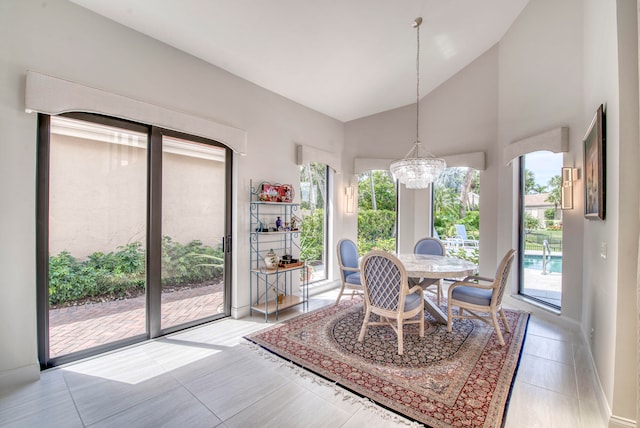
left=390, top=142, right=446, bottom=189
left=390, top=17, right=446, bottom=189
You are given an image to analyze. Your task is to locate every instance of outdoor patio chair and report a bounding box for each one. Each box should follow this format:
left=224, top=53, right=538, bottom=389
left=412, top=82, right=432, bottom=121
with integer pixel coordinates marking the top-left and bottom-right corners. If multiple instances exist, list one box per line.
left=335, top=239, right=364, bottom=305
left=454, top=224, right=479, bottom=248
left=358, top=251, right=425, bottom=355
left=410, top=237, right=446, bottom=305
left=447, top=249, right=517, bottom=346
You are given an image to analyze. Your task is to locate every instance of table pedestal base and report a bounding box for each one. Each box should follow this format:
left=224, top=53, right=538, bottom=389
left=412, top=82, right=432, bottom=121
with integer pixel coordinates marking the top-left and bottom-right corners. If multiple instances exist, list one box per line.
left=424, top=297, right=447, bottom=324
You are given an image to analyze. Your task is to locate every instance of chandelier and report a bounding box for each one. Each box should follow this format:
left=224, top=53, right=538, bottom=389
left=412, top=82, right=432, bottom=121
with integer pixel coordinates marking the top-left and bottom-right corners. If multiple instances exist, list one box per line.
left=390, top=17, right=446, bottom=189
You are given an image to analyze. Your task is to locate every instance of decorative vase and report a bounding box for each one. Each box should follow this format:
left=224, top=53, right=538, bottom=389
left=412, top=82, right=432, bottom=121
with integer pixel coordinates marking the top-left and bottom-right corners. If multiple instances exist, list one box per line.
left=264, top=249, right=278, bottom=269
left=275, top=216, right=282, bottom=229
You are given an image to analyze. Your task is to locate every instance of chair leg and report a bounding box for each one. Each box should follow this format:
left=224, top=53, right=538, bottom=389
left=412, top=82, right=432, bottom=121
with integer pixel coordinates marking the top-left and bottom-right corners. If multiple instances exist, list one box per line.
left=499, top=308, right=511, bottom=333
left=447, top=302, right=453, bottom=332
left=436, top=279, right=443, bottom=306
left=397, top=318, right=404, bottom=355
left=491, top=311, right=505, bottom=346
left=335, top=284, right=346, bottom=306
left=419, top=309, right=425, bottom=337
left=358, top=308, right=371, bottom=342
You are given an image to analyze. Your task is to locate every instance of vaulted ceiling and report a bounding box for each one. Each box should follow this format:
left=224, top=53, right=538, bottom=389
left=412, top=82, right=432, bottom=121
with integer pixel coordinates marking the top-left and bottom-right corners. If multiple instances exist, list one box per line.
left=70, top=0, right=530, bottom=122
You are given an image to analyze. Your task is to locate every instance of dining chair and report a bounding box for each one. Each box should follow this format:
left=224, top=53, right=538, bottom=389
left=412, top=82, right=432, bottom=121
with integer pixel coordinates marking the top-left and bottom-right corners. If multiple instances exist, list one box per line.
left=410, top=237, right=446, bottom=305
left=454, top=224, right=479, bottom=248
left=358, top=250, right=424, bottom=355
left=447, top=249, right=516, bottom=346
left=335, top=239, right=364, bottom=305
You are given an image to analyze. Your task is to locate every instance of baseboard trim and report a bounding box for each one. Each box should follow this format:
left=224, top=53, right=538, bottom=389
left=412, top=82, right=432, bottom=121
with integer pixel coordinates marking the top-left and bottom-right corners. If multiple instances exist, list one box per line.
left=308, top=279, right=340, bottom=296
left=609, top=415, right=637, bottom=428
left=504, top=294, right=581, bottom=332
left=0, top=362, right=40, bottom=392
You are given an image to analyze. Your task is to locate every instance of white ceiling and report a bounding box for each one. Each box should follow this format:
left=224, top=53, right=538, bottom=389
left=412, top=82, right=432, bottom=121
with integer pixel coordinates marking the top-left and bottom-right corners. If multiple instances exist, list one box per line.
left=69, top=0, right=530, bottom=122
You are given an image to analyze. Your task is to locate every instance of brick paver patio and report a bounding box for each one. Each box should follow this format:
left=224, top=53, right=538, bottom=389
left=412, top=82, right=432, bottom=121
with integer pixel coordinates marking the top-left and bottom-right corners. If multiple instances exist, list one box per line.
left=49, top=283, right=225, bottom=357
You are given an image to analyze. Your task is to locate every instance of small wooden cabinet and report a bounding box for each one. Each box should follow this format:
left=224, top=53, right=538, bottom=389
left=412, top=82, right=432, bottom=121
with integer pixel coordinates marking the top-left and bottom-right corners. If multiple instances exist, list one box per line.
left=249, top=182, right=308, bottom=321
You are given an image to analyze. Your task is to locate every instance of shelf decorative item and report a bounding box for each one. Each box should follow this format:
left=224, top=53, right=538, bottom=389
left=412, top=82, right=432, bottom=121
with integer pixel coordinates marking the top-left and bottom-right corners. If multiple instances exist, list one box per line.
left=264, top=249, right=278, bottom=269
left=280, top=184, right=294, bottom=202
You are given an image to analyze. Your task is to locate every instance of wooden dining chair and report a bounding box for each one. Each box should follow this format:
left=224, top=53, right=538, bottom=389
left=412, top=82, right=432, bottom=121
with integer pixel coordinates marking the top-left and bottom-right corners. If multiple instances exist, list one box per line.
left=335, top=239, right=364, bottom=305
left=410, top=237, right=446, bottom=305
left=447, top=249, right=516, bottom=346
left=358, top=251, right=424, bottom=355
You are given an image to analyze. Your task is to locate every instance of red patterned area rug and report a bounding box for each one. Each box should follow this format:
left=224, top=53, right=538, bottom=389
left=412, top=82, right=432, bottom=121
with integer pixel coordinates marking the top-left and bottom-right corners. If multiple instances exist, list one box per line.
left=244, top=299, right=529, bottom=428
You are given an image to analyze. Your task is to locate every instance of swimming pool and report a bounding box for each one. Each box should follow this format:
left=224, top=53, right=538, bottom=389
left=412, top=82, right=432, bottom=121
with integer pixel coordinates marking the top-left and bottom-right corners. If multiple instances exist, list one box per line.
left=523, top=254, right=562, bottom=273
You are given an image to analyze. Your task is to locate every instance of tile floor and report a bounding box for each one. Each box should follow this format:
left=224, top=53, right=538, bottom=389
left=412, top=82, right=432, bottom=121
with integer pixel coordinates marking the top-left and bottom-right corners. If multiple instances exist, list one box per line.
left=0, top=288, right=606, bottom=428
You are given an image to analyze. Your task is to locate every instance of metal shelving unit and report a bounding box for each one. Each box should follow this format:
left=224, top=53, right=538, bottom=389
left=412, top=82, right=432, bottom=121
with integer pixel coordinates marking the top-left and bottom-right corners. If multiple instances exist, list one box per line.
left=249, top=182, right=308, bottom=322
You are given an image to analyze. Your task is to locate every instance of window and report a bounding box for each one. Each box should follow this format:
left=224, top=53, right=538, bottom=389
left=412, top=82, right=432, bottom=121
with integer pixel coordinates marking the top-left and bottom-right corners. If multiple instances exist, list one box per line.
left=433, top=167, right=480, bottom=264
left=299, top=163, right=329, bottom=282
left=357, top=170, right=397, bottom=253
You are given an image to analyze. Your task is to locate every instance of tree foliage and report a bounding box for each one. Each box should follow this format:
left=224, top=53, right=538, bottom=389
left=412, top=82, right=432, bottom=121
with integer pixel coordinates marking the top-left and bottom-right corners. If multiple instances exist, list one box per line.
left=433, top=167, right=480, bottom=242
left=300, top=209, right=324, bottom=263
left=545, top=175, right=562, bottom=209
left=524, top=169, right=547, bottom=194
left=357, top=171, right=396, bottom=211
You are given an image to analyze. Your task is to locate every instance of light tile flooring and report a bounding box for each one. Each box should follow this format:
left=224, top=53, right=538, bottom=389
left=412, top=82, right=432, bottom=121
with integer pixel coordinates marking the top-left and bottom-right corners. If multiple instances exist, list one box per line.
left=0, top=288, right=606, bottom=428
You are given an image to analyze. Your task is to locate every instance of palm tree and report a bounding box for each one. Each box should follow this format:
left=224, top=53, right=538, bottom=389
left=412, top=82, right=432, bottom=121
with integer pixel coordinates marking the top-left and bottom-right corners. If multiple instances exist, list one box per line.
left=546, top=175, right=562, bottom=215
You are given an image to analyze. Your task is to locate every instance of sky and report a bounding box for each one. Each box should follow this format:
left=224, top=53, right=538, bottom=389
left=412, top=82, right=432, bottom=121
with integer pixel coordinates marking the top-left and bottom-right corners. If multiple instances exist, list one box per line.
left=525, top=151, right=563, bottom=188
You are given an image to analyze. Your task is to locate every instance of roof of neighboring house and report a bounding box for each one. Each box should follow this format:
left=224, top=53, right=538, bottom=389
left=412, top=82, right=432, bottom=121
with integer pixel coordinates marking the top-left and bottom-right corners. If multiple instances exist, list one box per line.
left=524, top=193, right=555, bottom=208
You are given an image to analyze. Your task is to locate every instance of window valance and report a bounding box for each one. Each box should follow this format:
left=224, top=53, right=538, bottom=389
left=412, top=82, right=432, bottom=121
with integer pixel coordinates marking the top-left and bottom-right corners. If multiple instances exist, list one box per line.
left=25, top=71, right=247, bottom=155
left=296, top=144, right=341, bottom=173
left=503, top=127, right=569, bottom=164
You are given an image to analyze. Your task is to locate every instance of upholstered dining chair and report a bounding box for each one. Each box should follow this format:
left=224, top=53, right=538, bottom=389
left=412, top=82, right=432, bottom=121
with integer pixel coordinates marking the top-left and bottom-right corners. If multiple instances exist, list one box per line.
left=410, top=237, right=446, bottom=305
left=335, top=239, right=364, bottom=305
left=358, top=251, right=424, bottom=355
left=447, top=249, right=517, bottom=346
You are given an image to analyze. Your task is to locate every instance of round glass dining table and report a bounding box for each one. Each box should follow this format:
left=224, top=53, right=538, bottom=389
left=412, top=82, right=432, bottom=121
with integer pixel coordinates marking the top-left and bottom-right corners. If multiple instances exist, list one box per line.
left=397, top=253, right=477, bottom=323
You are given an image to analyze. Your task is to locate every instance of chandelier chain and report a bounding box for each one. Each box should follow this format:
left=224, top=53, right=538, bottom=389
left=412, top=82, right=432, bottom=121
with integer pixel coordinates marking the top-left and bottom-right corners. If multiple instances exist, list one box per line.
left=389, top=16, right=446, bottom=189
left=416, top=18, right=420, bottom=146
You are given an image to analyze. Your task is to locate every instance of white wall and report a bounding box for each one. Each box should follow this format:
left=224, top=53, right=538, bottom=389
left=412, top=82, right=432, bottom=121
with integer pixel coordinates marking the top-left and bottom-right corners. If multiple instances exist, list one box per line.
left=0, top=0, right=346, bottom=386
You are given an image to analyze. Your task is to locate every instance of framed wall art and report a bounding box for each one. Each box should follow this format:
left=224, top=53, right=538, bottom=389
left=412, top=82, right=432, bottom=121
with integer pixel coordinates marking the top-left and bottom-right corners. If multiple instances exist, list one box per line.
left=583, top=104, right=606, bottom=220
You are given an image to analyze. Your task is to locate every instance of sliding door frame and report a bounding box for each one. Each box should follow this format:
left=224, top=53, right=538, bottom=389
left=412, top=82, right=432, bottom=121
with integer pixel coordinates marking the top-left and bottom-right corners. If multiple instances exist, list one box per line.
left=37, top=112, right=233, bottom=368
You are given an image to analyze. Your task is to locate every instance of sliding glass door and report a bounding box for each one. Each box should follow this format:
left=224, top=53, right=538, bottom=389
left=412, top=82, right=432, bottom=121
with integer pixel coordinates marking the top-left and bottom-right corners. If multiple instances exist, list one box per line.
left=45, top=115, right=149, bottom=360
left=38, top=114, right=232, bottom=367
left=160, top=134, right=229, bottom=330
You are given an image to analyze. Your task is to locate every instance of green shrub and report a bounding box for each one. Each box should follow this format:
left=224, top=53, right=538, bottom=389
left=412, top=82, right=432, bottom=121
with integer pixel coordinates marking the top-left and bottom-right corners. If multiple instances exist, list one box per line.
left=48, top=251, right=101, bottom=304
left=357, top=209, right=396, bottom=253
left=300, top=209, right=325, bottom=263
left=161, top=237, right=223, bottom=286
left=449, top=247, right=479, bottom=265
left=544, top=208, right=556, bottom=220
left=48, top=238, right=223, bottom=305
left=524, top=213, right=540, bottom=229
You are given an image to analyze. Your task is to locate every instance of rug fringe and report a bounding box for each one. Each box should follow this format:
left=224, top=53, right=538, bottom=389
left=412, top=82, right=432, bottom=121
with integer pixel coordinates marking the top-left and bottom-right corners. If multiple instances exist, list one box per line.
left=243, top=340, right=423, bottom=427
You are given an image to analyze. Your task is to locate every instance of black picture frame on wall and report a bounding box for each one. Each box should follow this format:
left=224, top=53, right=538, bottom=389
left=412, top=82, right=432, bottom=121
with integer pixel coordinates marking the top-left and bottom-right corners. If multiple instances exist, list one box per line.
left=583, top=104, right=606, bottom=220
